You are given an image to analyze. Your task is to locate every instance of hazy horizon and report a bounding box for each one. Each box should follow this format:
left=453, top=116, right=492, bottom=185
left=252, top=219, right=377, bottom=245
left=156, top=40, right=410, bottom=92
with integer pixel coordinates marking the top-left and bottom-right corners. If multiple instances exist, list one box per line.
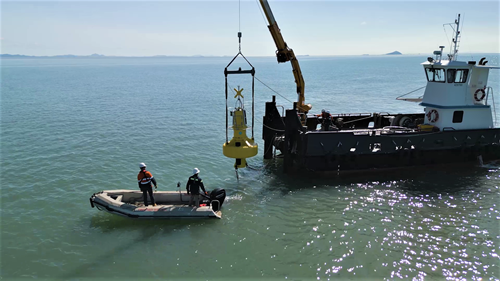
left=2, top=1, right=499, bottom=57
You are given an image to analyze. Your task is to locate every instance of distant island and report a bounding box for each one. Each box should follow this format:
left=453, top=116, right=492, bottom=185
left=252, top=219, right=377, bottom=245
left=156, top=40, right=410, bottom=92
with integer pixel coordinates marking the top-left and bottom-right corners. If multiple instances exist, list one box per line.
left=386, top=51, right=402, bottom=55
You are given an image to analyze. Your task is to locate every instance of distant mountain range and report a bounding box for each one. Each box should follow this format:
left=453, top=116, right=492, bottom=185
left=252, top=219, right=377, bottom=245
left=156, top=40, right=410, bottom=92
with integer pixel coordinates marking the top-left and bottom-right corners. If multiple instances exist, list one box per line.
left=0, top=53, right=228, bottom=58
left=0, top=53, right=108, bottom=58
left=1, top=52, right=418, bottom=59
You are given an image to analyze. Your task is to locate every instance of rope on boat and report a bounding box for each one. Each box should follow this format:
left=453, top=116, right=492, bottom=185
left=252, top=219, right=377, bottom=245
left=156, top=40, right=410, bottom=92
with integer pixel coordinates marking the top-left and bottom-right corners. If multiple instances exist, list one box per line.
left=255, top=0, right=270, bottom=29
left=264, top=134, right=277, bottom=156
left=342, top=115, right=374, bottom=124
left=443, top=24, right=452, bottom=55
left=255, top=75, right=294, bottom=104
left=263, top=123, right=285, bottom=132
left=395, top=86, right=426, bottom=101
left=490, top=87, right=497, bottom=126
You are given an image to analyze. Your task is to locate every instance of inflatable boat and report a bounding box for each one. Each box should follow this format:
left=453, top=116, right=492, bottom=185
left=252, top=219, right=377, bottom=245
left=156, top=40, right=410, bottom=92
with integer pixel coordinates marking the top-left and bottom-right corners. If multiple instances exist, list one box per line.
left=89, top=187, right=226, bottom=219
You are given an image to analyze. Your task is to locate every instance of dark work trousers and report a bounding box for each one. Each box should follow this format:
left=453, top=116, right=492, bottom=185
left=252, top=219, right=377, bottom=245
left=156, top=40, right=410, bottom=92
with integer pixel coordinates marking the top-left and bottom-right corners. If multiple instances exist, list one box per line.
left=140, top=185, right=155, bottom=206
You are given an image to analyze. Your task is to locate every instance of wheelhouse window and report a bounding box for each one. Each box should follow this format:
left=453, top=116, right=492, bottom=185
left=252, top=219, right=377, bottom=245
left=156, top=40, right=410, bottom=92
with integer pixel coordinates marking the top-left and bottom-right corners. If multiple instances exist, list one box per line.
left=447, top=69, right=456, bottom=82
left=455, top=69, right=468, bottom=83
left=425, top=68, right=445, bottom=82
left=447, top=69, right=469, bottom=83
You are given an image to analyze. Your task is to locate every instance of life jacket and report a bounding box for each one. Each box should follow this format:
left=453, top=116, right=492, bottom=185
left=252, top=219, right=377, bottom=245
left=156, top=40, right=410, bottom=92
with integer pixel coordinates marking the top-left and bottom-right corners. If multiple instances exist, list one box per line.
left=138, top=170, right=153, bottom=185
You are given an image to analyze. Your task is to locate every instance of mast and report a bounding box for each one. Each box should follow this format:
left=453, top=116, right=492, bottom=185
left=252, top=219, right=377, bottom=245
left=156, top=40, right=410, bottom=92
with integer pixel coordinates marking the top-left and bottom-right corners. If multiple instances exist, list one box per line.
left=449, top=14, right=461, bottom=61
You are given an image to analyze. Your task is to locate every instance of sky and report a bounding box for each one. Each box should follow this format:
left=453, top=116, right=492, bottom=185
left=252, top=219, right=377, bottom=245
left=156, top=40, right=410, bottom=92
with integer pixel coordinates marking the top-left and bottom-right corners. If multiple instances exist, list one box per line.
left=1, top=1, right=499, bottom=56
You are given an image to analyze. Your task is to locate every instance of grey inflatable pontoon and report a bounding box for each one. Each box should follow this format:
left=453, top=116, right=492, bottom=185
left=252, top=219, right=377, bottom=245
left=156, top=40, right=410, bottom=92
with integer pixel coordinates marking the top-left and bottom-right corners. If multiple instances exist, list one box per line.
left=90, top=188, right=226, bottom=219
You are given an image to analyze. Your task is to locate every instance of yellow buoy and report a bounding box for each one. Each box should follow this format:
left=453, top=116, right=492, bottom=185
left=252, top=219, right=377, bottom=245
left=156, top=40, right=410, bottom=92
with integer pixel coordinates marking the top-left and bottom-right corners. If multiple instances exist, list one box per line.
left=223, top=87, right=258, bottom=169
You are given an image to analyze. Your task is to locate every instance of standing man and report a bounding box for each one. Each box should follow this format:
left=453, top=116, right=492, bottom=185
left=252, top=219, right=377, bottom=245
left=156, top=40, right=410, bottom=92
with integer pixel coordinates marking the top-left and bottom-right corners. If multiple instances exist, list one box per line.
left=137, top=163, right=157, bottom=207
left=186, top=168, right=207, bottom=207
left=321, top=110, right=332, bottom=131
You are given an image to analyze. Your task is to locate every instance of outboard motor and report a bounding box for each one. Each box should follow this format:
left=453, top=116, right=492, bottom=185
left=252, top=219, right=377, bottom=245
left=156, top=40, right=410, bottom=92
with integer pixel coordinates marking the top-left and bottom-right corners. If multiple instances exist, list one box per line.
left=209, top=188, right=226, bottom=211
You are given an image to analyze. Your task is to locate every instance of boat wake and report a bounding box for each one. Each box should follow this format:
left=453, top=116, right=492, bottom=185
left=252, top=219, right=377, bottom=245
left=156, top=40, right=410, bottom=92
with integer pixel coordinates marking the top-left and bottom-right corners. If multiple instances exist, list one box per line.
left=225, top=194, right=243, bottom=201
left=478, top=160, right=500, bottom=170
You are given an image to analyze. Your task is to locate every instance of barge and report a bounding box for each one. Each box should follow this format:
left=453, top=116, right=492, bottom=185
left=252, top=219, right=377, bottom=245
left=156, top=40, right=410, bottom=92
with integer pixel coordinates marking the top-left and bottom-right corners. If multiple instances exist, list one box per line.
left=259, top=11, right=499, bottom=174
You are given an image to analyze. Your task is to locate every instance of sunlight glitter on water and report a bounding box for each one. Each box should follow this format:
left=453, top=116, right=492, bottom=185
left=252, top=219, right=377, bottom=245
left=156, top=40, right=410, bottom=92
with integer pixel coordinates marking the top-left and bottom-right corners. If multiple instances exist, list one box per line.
left=288, top=176, right=500, bottom=280
left=2, top=56, right=499, bottom=280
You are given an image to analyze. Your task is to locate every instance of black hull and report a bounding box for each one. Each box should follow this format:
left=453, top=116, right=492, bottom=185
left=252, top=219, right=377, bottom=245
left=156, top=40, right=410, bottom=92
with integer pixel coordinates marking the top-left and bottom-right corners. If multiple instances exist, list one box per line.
left=262, top=97, right=500, bottom=174
left=301, top=145, right=500, bottom=172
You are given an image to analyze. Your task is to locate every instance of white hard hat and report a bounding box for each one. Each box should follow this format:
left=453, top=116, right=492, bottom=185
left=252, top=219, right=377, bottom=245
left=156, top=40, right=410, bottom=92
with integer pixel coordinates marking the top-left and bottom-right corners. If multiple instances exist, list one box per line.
left=139, top=163, right=146, bottom=168
left=326, top=110, right=330, bottom=114
left=193, top=168, right=200, bottom=174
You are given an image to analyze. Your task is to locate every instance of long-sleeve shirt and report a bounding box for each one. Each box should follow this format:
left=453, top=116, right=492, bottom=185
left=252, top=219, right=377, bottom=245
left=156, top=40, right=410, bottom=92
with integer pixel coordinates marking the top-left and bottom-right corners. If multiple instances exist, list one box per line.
left=186, top=174, right=206, bottom=195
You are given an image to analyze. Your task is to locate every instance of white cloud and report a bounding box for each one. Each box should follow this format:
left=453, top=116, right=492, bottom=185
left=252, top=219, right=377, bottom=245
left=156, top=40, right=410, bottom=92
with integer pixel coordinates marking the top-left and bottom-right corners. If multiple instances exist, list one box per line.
left=361, top=22, right=367, bottom=25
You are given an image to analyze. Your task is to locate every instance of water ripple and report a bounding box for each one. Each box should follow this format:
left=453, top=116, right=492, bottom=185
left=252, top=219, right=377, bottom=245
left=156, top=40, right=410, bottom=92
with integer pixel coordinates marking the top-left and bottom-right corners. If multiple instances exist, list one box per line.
left=2, top=56, right=499, bottom=280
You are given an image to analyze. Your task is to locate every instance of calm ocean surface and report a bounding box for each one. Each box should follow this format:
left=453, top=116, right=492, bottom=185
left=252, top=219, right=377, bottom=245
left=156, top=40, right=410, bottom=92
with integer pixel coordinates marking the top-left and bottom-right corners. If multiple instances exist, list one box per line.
left=1, top=54, right=500, bottom=280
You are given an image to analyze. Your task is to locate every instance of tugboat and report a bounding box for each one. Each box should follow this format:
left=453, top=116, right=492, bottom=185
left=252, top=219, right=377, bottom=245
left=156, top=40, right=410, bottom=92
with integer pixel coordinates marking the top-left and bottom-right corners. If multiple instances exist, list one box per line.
left=260, top=9, right=499, bottom=173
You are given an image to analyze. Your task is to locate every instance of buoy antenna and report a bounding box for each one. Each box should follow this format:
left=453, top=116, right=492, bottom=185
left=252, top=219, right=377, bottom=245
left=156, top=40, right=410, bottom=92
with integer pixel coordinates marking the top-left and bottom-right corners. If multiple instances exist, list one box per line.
left=238, top=32, right=242, bottom=53
left=238, top=0, right=242, bottom=53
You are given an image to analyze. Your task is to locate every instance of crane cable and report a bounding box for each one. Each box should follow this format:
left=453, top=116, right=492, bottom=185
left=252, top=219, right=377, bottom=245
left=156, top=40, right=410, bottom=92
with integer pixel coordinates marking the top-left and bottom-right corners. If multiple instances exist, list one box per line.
left=254, top=76, right=294, bottom=105
left=252, top=0, right=297, bottom=107
left=231, top=0, right=286, bottom=173
left=255, top=0, right=269, bottom=26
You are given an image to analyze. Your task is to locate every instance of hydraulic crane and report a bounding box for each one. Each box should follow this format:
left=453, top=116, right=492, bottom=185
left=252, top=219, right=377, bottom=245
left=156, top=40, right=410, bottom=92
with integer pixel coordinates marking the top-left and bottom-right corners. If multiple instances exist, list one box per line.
left=259, top=0, right=312, bottom=114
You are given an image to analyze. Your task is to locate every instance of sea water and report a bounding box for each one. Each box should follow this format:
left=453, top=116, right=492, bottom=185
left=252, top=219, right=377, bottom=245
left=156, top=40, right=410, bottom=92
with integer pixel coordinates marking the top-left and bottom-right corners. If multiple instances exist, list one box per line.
left=1, top=54, right=499, bottom=280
